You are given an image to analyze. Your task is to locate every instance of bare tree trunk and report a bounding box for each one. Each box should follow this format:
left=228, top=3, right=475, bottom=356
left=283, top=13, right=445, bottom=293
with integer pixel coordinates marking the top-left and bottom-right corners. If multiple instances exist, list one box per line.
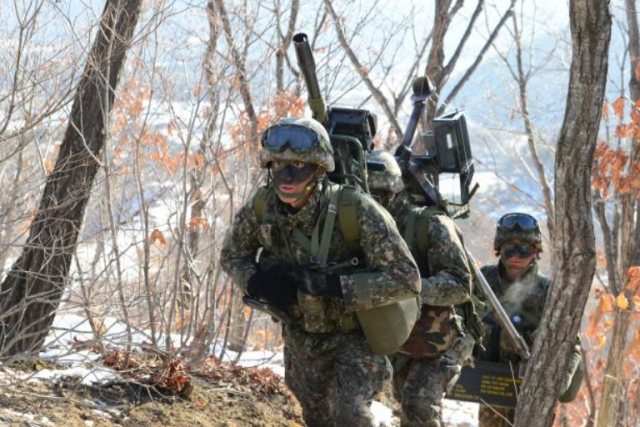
left=424, top=0, right=459, bottom=119
left=598, top=309, right=632, bottom=426
left=419, top=0, right=512, bottom=152
left=625, top=0, right=640, bottom=102
left=581, top=349, right=596, bottom=427
left=514, top=0, right=611, bottom=425
left=0, top=0, right=142, bottom=356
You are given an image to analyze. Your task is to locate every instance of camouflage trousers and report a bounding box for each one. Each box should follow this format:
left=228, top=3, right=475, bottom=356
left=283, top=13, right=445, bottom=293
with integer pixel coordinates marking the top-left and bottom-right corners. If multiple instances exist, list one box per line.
left=478, top=404, right=514, bottom=427
left=391, top=353, right=462, bottom=427
left=284, top=326, right=391, bottom=427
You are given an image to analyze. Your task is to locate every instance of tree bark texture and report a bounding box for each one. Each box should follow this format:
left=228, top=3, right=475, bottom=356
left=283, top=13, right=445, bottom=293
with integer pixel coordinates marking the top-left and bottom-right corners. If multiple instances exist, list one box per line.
left=514, top=1, right=611, bottom=426
left=0, top=0, right=142, bottom=356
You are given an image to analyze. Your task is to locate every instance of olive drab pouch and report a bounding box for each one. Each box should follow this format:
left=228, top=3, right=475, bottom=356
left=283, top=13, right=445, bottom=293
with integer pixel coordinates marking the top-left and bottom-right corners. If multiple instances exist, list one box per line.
left=399, top=305, right=462, bottom=358
left=356, top=296, right=420, bottom=355
left=253, top=186, right=273, bottom=221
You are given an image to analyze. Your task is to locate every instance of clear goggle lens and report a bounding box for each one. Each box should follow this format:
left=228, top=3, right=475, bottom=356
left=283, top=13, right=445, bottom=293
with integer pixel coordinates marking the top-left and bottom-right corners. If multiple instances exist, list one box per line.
left=262, top=126, right=319, bottom=152
left=497, top=213, right=538, bottom=231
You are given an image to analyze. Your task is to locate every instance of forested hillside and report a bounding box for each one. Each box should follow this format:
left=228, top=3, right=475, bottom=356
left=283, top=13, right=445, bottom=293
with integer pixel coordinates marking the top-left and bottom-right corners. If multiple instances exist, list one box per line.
left=0, top=1, right=638, bottom=426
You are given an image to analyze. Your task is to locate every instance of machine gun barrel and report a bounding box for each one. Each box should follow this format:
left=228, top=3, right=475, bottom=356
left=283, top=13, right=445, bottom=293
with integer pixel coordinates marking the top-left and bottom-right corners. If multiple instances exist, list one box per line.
left=465, top=251, right=531, bottom=361
left=399, top=76, right=435, bottom=149
left=395, top=76, right=439, bottom=205
left=293, top=33, right=327, bottom=123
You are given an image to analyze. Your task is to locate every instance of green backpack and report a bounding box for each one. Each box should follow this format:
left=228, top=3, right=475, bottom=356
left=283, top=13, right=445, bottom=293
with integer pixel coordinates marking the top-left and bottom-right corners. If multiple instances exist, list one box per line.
left=399, top=206, right=485, bottom=357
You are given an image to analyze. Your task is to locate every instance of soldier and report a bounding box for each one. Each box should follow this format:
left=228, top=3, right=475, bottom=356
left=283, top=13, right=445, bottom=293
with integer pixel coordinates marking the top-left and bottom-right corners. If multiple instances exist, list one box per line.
left=366, top=150, right=475, bottom=427
left=220, top=118, right=421, bottom=427
left=476, top=212, right=582, bottom=427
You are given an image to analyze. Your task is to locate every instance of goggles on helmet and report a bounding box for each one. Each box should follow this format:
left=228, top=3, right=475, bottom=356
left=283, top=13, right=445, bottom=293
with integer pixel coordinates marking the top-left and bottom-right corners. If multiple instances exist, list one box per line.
left=500, top=242, right=536, bottom=259
left=497, top=213, right=538, bottom=231
left=366, top=160, right=387, bottom=173
left=262, top=125, right=320, bottom=153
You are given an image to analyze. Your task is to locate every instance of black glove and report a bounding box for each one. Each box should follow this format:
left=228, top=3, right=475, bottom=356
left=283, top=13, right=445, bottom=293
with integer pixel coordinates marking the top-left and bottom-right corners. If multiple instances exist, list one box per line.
left=288, top=267, right=343, bottom=297
left=247, top=266, right=297, bottom=309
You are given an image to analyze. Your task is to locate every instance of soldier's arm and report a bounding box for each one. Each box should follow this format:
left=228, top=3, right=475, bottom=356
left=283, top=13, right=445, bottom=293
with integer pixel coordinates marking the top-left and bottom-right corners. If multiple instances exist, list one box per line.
left=420, top=214, right=472, bottom=306
left=340, top=194, right=421, bottom=312
left=220, top=201, right=262, bottom=294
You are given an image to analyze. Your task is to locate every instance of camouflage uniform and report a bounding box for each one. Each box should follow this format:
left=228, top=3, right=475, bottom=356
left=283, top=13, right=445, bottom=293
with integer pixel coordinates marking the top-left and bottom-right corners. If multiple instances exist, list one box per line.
left=388, top=191, right=473, bottom=427
left=476, top=213, right=582, bottom=427
left=476, top=261, right=548, bottom=426
left=366, top=150, right=473, bottom=427
left=221, top=120, right=421, bottom=427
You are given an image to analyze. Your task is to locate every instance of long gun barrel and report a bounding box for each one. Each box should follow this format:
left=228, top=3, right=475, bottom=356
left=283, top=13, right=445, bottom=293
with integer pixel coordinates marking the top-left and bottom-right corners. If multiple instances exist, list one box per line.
left=465, top=251, right=531, bottom=361
left=395, top=76, right=439, bottom=205
left=293, top=33, right=327, bottom=123
left=399, top=76, right=434, bottom=149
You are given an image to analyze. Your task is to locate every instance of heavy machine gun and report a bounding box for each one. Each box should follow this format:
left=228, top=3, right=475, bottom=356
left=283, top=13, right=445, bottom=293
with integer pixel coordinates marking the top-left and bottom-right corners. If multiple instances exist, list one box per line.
left=394, top=77, right=477, bottom=219
left=398, top=76, right=531, bottom=364
left=293, top=33, right=375, bottom=192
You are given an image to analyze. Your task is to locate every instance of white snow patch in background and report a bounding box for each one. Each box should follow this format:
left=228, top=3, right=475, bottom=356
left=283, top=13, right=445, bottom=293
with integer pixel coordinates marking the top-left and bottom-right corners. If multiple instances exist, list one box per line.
left=26, top=365, right=121, bottom=385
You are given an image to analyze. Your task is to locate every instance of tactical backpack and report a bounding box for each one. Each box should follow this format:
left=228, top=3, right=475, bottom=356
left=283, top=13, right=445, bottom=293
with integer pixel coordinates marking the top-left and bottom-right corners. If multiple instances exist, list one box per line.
left=398, top=206, right=484, bottom=358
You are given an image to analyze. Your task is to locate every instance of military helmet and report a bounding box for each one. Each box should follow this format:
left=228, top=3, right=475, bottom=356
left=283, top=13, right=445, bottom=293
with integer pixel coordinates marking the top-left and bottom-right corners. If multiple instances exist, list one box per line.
left=259, top=117, right=335, bottom=172
left=493, top=212, right=543, bottom=252
left=365, top=149, right=405, bottom=194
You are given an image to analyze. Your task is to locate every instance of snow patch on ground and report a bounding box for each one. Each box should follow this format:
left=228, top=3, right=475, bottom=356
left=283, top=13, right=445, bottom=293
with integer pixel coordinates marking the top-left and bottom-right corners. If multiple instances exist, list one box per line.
left=215, top=347, right=479, bottom=426
left=3, top=313, right=480, bottom=427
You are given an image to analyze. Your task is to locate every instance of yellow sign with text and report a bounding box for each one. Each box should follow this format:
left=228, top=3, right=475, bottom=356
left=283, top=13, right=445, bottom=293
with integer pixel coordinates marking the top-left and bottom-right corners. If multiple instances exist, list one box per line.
left=445, top=361, right=522, bottom=408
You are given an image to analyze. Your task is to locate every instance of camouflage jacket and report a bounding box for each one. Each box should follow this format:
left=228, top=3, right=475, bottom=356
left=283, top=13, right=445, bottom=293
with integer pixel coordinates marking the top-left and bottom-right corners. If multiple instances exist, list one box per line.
left=220, top=179, right=421, bottom=333
left=388, top=192, right=472, bottom=306
left=478, top=261, right=582, bottom=395
left=477, top=261, right=550, bottom=361
left=387, top=192, right=472, bottom=357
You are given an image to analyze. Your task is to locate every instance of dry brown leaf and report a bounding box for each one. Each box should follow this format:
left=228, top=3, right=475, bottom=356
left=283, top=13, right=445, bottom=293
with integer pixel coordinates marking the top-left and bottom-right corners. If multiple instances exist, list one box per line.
left=150, top=229, right=167, bottom=245
left=613, top=96, right=626, bottom=118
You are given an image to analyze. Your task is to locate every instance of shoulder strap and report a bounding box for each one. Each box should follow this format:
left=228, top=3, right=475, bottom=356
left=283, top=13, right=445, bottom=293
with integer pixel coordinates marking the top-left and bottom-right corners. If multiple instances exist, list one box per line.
left=314, top=186, right=341, bottom=263
left=253, top=186, right=272, bottom=222
left=337, top=186, right=361, bottom=253
left=413, top=206, right=443, bottom=254
left=257, top=184, right=361, bottom=258
left=403, top=209, right=418, bottom=250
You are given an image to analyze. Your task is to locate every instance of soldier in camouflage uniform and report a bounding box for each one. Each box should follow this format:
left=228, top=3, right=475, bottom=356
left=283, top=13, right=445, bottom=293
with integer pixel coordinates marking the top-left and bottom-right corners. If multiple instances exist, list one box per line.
left=366, top=150, right=474, bottom=427
left=220, top=118, right=421, bottom=427
left=476, top=212, right=582, bottom=427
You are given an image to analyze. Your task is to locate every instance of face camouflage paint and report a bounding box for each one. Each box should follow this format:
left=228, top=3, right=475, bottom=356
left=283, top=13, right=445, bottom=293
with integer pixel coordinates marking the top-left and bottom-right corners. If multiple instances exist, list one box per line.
left=271, top=161, right=319, bottom=201
left=272, top=162, right=317, bottom=186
